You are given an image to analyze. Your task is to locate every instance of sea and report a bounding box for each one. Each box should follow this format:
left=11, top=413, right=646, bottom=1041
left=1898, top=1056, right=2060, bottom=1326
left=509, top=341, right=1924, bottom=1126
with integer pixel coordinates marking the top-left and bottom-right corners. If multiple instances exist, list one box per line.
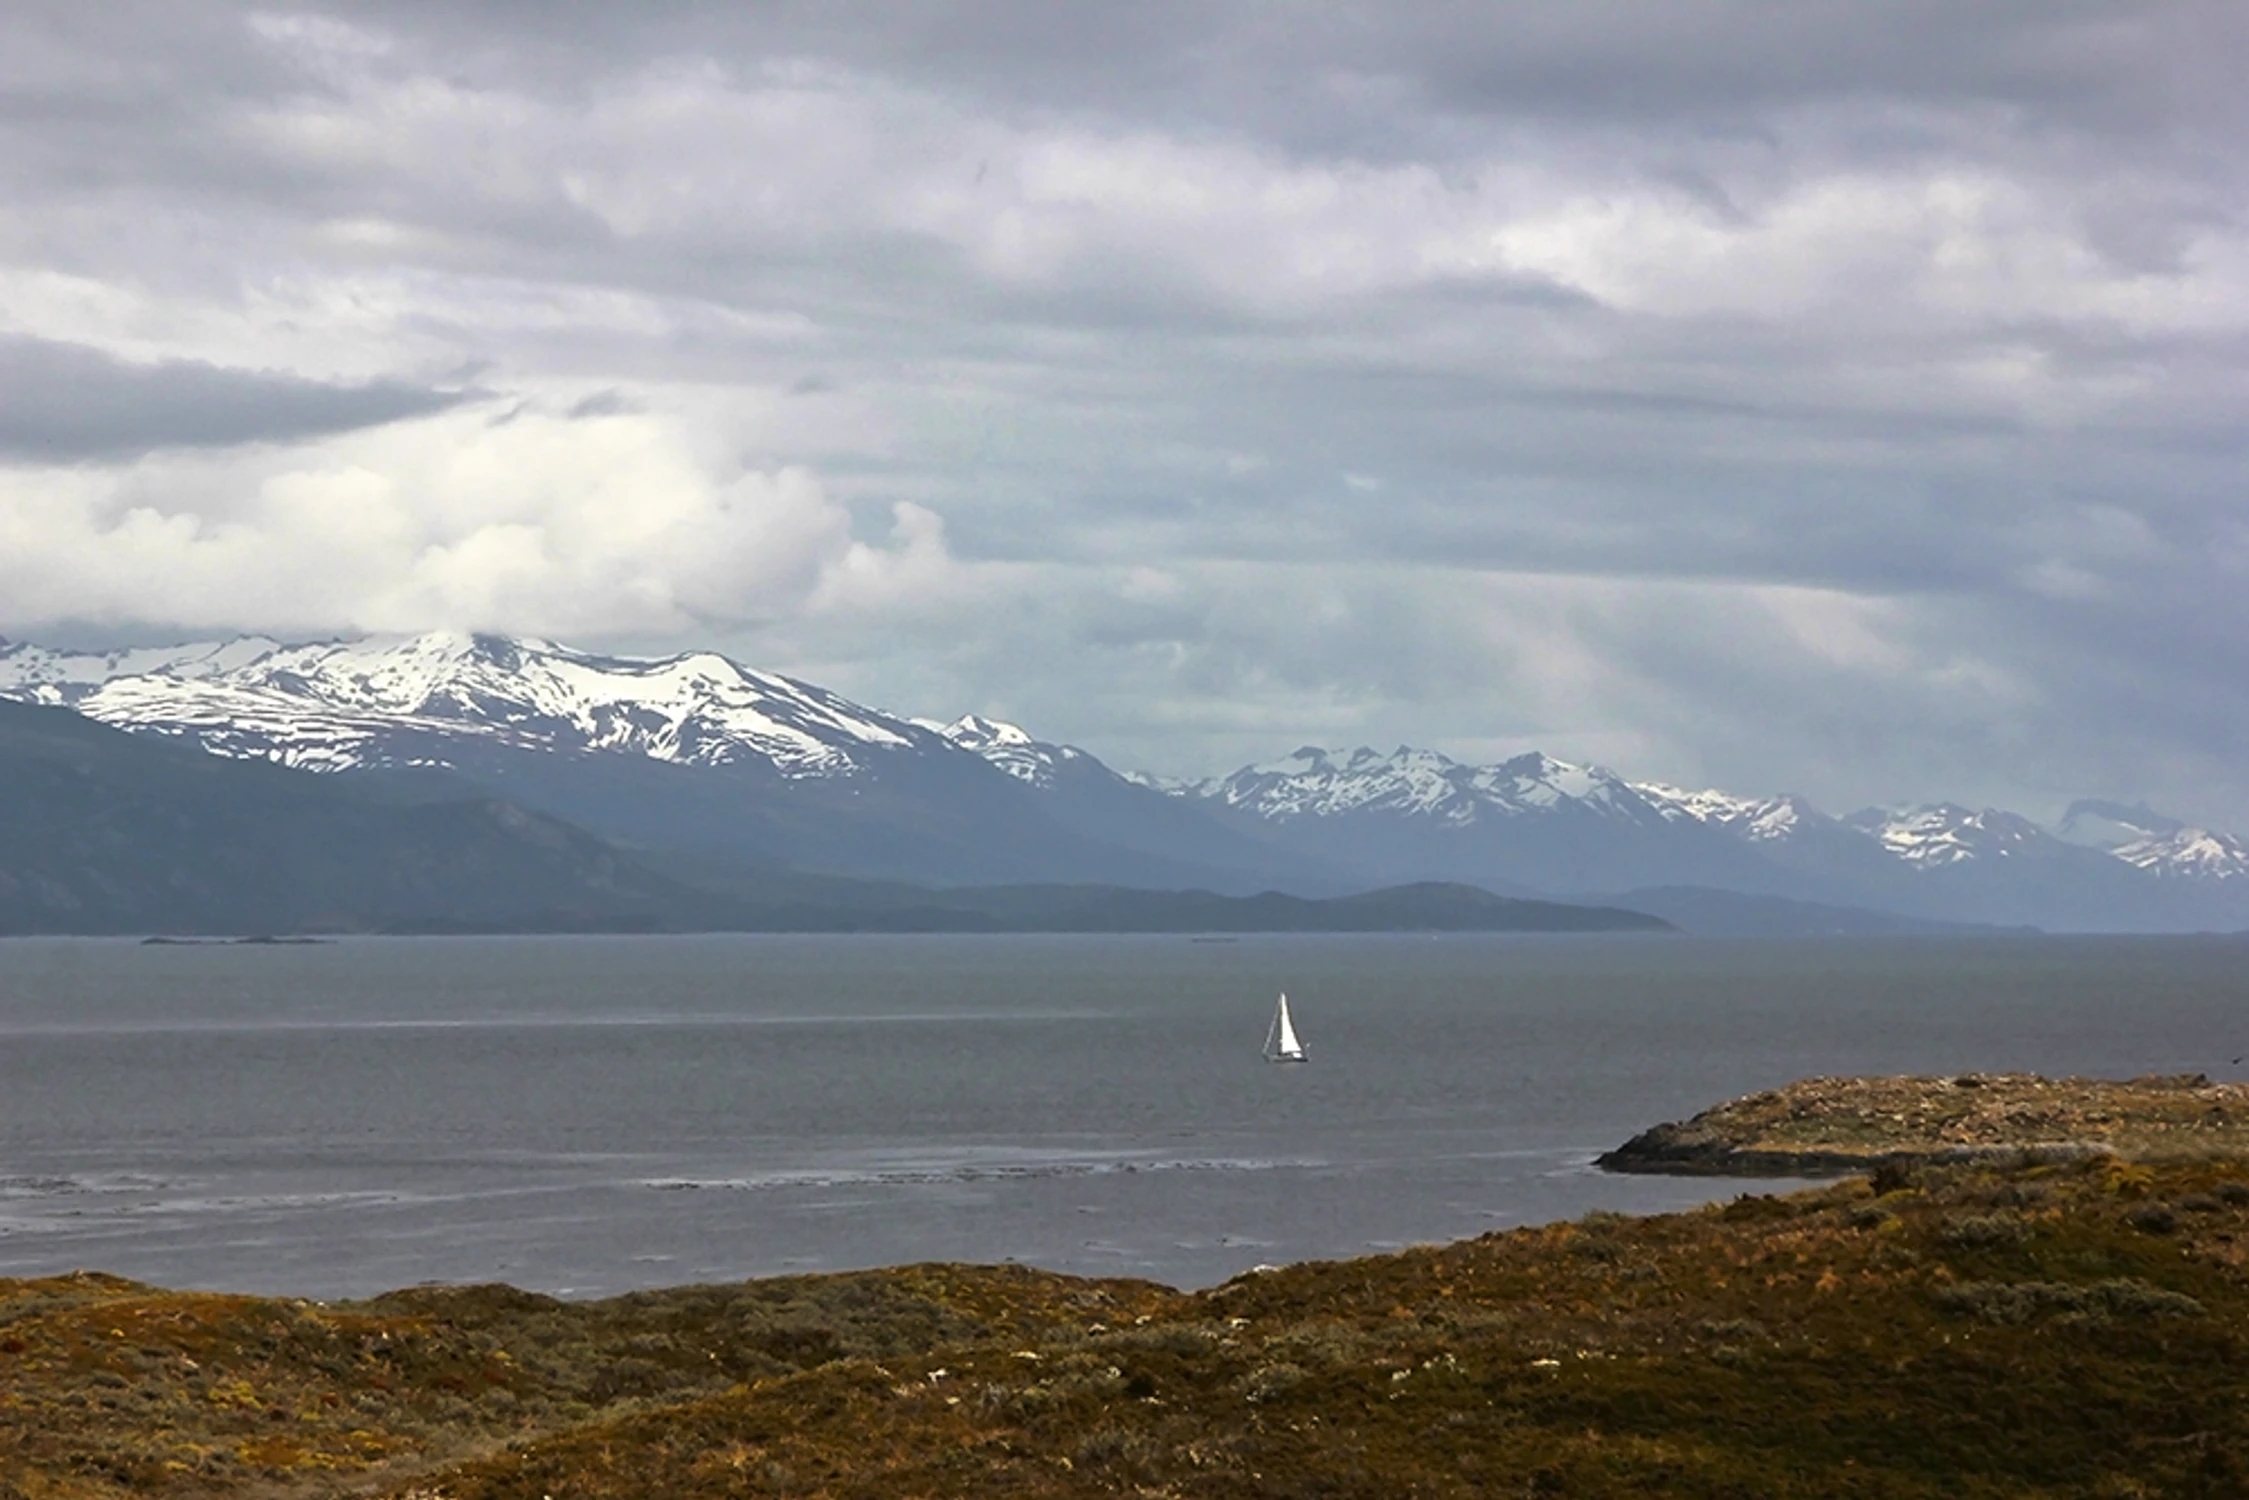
left=1, top=932, right=2244, bottom=1299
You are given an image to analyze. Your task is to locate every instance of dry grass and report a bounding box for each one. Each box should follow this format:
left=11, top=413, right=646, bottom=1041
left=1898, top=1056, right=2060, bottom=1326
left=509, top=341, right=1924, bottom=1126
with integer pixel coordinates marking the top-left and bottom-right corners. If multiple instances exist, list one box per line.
left=1603, top=1072, right=2249, bottom=1174
left=378, top=1152, right=2249, bottom=1498
left=0, top=1264, right=1174, bottom=1498
left=10, top=1116, right=2249, bottom=1494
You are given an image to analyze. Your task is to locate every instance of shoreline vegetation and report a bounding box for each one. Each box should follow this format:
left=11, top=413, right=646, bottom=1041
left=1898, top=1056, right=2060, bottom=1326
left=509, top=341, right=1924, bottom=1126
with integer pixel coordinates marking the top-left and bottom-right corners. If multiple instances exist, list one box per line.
left=1597, top=1071, right=2249, bottom=1177
left=9, top=1076, right=2249, bottom=1496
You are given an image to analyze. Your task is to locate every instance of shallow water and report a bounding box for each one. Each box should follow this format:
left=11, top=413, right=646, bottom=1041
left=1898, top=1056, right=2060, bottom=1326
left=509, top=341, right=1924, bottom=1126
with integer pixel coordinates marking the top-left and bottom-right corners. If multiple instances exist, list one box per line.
left=0, top=932, right=2242, bottom=1296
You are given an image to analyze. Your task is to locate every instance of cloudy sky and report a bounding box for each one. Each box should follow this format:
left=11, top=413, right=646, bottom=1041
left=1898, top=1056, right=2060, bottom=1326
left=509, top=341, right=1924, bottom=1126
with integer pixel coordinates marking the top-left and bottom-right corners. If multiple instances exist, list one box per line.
left=3, top=3, right=2245, bottom=822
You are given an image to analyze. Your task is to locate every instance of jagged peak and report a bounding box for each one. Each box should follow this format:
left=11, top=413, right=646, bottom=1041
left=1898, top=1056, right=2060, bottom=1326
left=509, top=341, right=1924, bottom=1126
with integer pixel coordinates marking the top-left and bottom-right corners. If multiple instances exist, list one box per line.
left=937, top=713, right=1038, bottom=748
left=1496, top=749, right=1568, bottom=777
left=0, top=628, right=928, bottom=777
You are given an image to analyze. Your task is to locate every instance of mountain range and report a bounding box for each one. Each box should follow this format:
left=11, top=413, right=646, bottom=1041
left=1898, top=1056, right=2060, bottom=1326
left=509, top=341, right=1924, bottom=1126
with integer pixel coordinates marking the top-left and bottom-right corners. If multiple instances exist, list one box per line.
left=3, top=630, right=2244, bottom=933
left=0, top=696, right=1665, bottom=937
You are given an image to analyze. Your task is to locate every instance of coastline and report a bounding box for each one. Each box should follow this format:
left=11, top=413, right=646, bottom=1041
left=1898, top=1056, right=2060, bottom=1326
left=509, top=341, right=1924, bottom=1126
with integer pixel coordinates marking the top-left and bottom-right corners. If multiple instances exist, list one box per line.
left=11, top=1134, right=2249, bottom=1496
left=1595, top=1071, right=2249, bottom=1177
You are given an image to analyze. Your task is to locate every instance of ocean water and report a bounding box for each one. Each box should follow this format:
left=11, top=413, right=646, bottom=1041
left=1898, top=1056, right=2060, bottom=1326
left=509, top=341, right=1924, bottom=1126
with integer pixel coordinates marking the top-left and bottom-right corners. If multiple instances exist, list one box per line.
left=0, top=932, right=2244, bottom=1298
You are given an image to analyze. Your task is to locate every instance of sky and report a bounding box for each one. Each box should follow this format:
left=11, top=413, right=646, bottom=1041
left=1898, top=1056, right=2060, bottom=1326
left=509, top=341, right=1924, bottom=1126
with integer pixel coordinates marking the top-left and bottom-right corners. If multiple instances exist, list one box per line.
left=1, top=3, right=2245, bottom=823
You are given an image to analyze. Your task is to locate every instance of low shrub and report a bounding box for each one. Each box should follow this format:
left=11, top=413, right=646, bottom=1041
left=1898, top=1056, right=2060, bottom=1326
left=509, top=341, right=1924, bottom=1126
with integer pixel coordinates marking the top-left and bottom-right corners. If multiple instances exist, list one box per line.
left=1234, top=1362, right=1308, bottom=1404
left=2125, top=1203, right=2179, bottom=1235
left=1939, top=1211, right=2033, bottom=1249
left=1935, top=1278, right=2206, bottom=1326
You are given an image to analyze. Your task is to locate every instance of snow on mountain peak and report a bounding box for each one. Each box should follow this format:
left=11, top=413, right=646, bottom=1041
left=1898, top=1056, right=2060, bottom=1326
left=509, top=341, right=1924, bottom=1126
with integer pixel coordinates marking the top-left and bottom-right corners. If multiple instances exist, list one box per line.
left=13, top=628, right=2249, bottom=893
left=935, top=714, right=1037, bottom=750
left=1839, top=803, right=2053, bottom=868
left=923, top=713, right=1082, bottom=786
left=1191, top=743, right=1672, bottom=827
left=2044, top=799, right=2249, bottom=879
left=1633, top=782, right=1815, bottom=842
left=2109, top=827, right=2249, bottom=882
left=2, top=631, right=933, bottom=778
left=1204, top=744, right=1462, bottom=821
left=0, top=636, right=289, bottom=704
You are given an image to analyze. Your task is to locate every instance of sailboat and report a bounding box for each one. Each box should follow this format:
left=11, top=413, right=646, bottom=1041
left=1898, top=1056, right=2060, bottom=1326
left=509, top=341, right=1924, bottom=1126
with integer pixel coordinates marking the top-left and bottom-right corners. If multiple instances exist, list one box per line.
left=1262, top=992, right=1307, bottom=1063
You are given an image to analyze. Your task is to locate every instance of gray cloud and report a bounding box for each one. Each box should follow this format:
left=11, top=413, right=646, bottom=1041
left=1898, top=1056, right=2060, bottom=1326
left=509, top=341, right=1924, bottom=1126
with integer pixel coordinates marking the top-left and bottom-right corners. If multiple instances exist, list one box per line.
left=0, top=337, right=475, bottom=460
left=0, top=2, right=2245, bottom=825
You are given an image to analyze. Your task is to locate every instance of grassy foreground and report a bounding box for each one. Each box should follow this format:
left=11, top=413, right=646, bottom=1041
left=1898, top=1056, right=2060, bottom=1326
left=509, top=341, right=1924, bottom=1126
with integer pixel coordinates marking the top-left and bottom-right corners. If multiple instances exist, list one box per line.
left=7, top=1148, right=2249, bottom=1497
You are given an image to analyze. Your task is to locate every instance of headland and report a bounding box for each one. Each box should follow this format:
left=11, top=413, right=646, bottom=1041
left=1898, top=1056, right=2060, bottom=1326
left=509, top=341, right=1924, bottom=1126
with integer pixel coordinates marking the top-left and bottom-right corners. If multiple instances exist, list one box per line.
left=1596, top=1070, right=2249, bottom=1176
left=9, top=1075, right=2249, bottom=1496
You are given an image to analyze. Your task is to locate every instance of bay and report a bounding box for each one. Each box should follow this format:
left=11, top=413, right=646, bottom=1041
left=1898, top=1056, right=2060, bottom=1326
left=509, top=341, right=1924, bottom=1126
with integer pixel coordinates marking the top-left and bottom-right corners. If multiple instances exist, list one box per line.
left=0, top=932, right=2242, bottom=1298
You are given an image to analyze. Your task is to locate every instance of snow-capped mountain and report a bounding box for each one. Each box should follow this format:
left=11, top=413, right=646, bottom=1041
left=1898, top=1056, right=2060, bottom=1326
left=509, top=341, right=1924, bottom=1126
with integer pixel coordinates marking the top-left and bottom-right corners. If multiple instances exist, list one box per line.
left=1633, top=784, right=1822, bottom=844
left=0, top=637, right=286, bottom=702
left=1166, top=740, right=2249, bottom=893
left=2052, top=799, right=2249, bottom=884
left=920, top=714, right=1093, bottom=790
left=2112, top=828, right=2249, bottom=883
left=920, top=714, right=1346, bottom=890
left=8, top=629, right=2248, bottom=927
left=0, top=632, right=1320, bottom=893
left=1185, top=746, right=1673, bottom=829
left=0, top=631, right=938, bottom=778
left=1134, top=741, right=2249, bottom=928
left=1139, top=745, right=1784, bottom=897
left=1839, top=804, right=2065, bottom=869
left=1834, top=800, right=2249, bottom=885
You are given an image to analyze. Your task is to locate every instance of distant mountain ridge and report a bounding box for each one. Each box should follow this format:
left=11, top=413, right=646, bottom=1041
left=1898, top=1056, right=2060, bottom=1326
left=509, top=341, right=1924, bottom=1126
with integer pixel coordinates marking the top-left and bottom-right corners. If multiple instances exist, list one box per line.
left=2054, top=798, right=2249, bottom=884
left=4, top=631, right=2245, bottom=930
left=0, top=632, right=1324, bottom=894
left=0, top=696, right=1647, bottom=936
left=0, top=696, right=697, bottom=934
left=0, top=631, right=933, bottom=776
left=1144, top=739, right=2248, bottom=884
left=1087, top=743, right=2249, bottom=932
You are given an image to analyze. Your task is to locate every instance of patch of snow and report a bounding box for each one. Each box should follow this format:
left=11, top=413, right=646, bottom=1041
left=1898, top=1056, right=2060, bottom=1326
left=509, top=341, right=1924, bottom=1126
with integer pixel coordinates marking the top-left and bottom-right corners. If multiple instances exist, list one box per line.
left=929, top=714, right=1074, bottom=787
left=1, top=630, right=950, bottom=781
left=1841, top=804, right=2058, bottom=868
left=0, top=637, right=286, bottom=702
left=1190, top=744, right=1678, bottom=829
left=2111, top=828, right=2249, bottom=882
left=1633, top=783, right=1821, bottom=844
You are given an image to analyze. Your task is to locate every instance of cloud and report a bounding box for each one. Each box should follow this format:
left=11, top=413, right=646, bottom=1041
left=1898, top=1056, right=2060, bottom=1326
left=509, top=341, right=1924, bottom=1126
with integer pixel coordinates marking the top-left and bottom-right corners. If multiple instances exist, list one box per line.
left=0, top=336, right=473, bottom=459
left=1, top=3, right=2247, bottom=824
left=0, top=402, right=956, bottom=640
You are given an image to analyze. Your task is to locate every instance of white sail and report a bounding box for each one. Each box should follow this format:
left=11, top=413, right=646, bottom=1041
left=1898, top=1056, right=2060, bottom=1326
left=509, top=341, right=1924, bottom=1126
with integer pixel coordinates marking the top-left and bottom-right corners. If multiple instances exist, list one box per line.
left=1264, top=992, right=1306, bottom=1062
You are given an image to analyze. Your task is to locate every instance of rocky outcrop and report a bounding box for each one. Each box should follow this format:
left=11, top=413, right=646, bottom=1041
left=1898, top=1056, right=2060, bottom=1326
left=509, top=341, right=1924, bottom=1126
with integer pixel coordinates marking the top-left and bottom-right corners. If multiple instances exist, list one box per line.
left=1598, top=1072, right=2249, bottom=1176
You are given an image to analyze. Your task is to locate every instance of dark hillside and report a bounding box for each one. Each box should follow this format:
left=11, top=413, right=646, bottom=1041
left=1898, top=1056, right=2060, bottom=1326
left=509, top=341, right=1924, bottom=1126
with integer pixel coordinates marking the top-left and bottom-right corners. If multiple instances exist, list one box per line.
left=0, top=699, right=689, bottom=934
left=718, top=877, right=1671, bottom=933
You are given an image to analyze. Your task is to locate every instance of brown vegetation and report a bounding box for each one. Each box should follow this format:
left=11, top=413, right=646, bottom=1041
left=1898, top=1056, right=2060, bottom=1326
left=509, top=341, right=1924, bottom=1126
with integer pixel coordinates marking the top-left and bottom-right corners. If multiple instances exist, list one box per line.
left=0, top=1264, right=1174, bottom=1498
left=1597, top=1071, right=2249, bottom=1175
left=10, top=1091, right=2249, bottom=1495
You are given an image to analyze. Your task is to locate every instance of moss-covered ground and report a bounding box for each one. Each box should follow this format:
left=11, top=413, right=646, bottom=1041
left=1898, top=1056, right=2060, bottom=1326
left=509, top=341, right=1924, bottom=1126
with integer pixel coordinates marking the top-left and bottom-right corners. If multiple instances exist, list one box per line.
left=9, top=1153, right=2249, bottom=1497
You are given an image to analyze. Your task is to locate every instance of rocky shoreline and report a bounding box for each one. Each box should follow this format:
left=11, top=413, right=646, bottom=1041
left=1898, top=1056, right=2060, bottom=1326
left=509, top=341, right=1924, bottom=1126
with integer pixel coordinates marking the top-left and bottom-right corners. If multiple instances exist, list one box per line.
left=1598, top=1071, right=2249, bottom=1176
